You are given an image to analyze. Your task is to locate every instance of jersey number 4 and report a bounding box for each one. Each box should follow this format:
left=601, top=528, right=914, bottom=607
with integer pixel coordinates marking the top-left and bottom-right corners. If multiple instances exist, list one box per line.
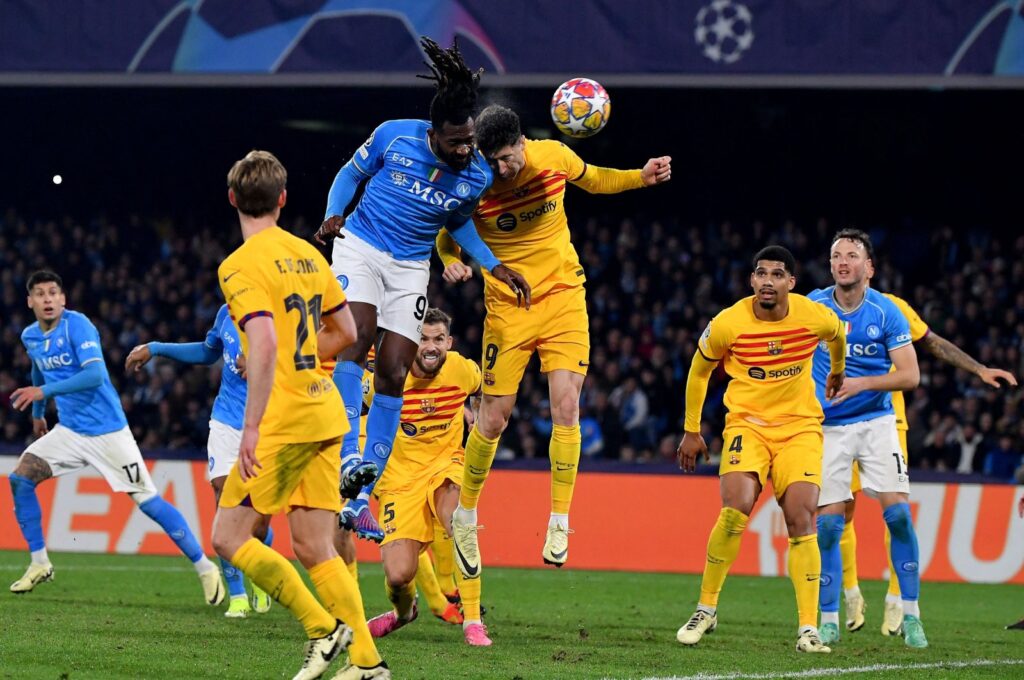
left=285, top=293, right=322, bottom=371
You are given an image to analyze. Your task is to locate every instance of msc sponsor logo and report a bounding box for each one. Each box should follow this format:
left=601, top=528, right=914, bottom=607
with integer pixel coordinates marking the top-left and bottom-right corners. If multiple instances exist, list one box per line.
left=407, top=180, right=463, bottom=210
left=496, top=212, right=517, bottom=232
left=36, top=353, right=74, bottom=370
left=401, top=422, right=418, bottom=436
left=520, top=200, right=556, bottom=221
left=768, top=364, right=803, bottom=379
left=747, top=366, right=766, bottom=380
left=848, top=343, right=880, bottom=357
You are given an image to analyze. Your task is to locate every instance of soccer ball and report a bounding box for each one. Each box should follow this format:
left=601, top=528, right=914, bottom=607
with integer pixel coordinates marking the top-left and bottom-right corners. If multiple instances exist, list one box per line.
left=550, top=78, right=611, bottom=138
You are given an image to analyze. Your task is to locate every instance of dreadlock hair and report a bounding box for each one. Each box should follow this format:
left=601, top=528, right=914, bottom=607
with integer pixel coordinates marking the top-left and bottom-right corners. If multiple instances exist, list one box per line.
left=417, top=36, right=483, bottom=130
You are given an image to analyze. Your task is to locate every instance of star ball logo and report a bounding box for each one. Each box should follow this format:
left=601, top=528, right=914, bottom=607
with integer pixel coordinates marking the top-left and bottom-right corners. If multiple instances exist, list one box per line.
left=695, top=0, right=754, bottom=65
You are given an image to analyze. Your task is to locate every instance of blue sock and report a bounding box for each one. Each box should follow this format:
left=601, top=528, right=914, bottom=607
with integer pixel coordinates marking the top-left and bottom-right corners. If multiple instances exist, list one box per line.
left=334, top=361, right=365, bottom=467
left=9, top=474, right=45, bottom=551
left=221, top=557, right=246, bottom=598
left=883, top=502, right=920, bottom=601
left=362, top=393, right=404, bottom=493
left=816, top=513, right=845, bottom=615
left=138, top=496, right=205, bottom=563
left=262, top=525, right=274, bottom=547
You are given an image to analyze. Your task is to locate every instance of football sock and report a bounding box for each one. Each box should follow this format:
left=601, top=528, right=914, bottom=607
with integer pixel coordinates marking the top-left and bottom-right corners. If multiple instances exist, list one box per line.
left=845, top=585, right=862, bottom=603
left=839, top=518, right=859, bottom=591
left=883, top=503, right=920, bottom=608
left=455, top=569, right=482, bottom=622
left=362, top=393, right=404, bottom=493
left=221, top=557, right=247, bottom=598
left=308, top=556, right=381, bottom=667
left=262, top=525, right=275, bottom=547
left=384, top=577, right=417, bottom=621
left=432, top=528, right=458, bottom=596
left=821, top=611, right=840, bottom=626
left=549, top=424, right=581, bottom=515
left=549, top=513, right=569, bottom=529
left=415, top=551, right=449, bottom=615
left=884, top=527, right=901, bottom=597
left=698, top=507, right=748, bottom=609
left=334, top=361, right=365, bottom=468
left=459, top=428, right=499, bottom=511
left=789, top=534, right=821, bottom=629
left=231, top=538, right=334, bottom=639
left=9, top=474, right=46, bottom=554
left=816, top=514, right=845, bottom=617
left=346, top=559, right=359, bottom=581
left=137, top=495, right=206, bottom=565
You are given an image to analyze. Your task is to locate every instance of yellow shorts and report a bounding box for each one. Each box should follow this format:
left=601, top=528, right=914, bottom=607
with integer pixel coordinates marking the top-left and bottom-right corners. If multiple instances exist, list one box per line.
left=720, top=418, right=823, bottom=501
left=377, top=462, right=462, bottom=546
left=482, top=285, right=589, bottom=395
left=849, top=429, right=907, bottom=494
left=219, top=437, right=342, bottom=515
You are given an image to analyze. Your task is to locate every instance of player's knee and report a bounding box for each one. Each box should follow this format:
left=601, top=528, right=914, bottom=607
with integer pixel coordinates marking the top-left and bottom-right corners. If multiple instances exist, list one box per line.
left=882, top=503, right=913, bottom=542
left=375, top=364, right=410, bottom=395
left=334, top=528, right=356, bottom=563
left=131, top=489, right=158, bottom=506
left=385, top=563, right=416, bottom=590
left=478, top=405, right=510, bottom=438
left=292, top=536, right=333, bottom=569
left=816, top=514, right=845, bottom=548
left=212, top=528, right=241, bottom=562
left=550, top=394, right=580, bottom=426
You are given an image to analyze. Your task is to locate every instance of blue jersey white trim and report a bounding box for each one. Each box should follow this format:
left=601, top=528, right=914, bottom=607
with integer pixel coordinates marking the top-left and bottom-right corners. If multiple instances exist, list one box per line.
left=21, top=310, right=127, bottom=435
left=334, top=119, right=492, bottom=261
left=204, top=304, right=246, bottom=431
left=810, top=287, right=913, bottom=425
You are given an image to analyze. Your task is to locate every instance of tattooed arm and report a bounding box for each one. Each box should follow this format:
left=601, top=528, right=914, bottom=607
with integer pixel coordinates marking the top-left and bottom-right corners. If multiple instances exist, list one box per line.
left=919, top=332, right=1018, bottom=389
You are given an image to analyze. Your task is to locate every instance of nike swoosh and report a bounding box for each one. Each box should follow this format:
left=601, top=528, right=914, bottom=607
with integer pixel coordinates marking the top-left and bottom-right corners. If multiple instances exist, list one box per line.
left=803, top=472, right=817, bottom=477
left=578, top=360, right=589, bottom=367
left=454, top=541, right=479, bottom=578
left=208, top=580, right=223, bottom=604
left=321, top=638, right=340, bottom=663
left=548, top=547, right=568, bottom=561
left=222, top=271, right=241, bottom=283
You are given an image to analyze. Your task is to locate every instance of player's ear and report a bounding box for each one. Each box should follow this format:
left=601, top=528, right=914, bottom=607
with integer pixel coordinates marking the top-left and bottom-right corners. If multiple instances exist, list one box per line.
left=278, top=189, right=287, bottom=208
left=227, top=188, right=237, bottom=208
left=445, top=335, right=453, bottom=350
left=787, top=275, right=796, bottom=291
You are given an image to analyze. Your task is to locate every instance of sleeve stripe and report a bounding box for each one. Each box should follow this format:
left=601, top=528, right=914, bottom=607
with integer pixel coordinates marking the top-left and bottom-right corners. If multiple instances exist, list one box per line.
left=570, top=163, right=588, bottom=182
left=80, top=357, right=102, bottom=366
left=239, top=311, right=273, bottom=329
left=323, top=301, right=347, bottom=316
left=697, top=347, right=721, bottom=363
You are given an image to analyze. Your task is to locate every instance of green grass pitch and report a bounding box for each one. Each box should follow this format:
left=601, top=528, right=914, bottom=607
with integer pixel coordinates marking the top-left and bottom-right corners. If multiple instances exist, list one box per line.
left=2, top=551, right=1023, bottom=679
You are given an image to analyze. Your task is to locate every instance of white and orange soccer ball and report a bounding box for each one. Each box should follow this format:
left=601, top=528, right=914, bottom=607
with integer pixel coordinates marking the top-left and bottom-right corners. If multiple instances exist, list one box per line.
left=550, top=78, right=611, bottom=138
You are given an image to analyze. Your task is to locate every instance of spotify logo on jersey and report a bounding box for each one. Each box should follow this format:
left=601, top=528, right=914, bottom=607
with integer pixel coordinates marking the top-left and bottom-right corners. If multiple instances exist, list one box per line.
left=496, top=212, right=518, bottom=232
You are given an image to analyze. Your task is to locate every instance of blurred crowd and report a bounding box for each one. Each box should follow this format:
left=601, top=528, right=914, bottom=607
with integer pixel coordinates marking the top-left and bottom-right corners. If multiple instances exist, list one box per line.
left=1, top=207, right=1022, bottom=480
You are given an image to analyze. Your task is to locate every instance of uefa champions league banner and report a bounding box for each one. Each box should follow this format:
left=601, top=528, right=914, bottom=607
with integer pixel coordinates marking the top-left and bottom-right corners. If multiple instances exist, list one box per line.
left=1, top=457, right=1022, bottom=584
left=0, top=0, right=1023, bottom=76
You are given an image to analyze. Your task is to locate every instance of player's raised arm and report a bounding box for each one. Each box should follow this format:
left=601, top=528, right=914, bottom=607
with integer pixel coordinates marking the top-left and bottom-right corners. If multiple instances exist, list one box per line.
left=564, top=141, right=671, bottom=195
left=314, top=123, right=390, bottom=244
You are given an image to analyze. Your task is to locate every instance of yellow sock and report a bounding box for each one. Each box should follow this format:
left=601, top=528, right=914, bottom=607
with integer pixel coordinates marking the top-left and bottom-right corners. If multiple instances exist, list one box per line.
left=308, top=557, right=381, bottom=668
left=460, top=428, right=499, bottom=511
left=384, top=575, right=417, bottom=618
left=431, top=526, right=458, bottom=596
left=549, top=424, right=581, bottom=515
left=455, top=568, right=482, bottom=621
left=788, top=534, right=821, bottom=629
left=840, top=519, right=859, bottom=591
left=698, top=507, right=748, bottom=609
left=884, top=527, right=901, bottom=597
left=415, top=550, right=449, bottom=615
left=346, top=558, right=359, bottom=582
left=230, top=538, right=335, bottom=639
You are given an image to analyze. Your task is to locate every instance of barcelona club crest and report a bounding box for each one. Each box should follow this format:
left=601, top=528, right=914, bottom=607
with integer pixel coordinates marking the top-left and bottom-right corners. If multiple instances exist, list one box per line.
left=420, top=398, right=437, bottom=415
left=767, top=340, right=783, bottom=356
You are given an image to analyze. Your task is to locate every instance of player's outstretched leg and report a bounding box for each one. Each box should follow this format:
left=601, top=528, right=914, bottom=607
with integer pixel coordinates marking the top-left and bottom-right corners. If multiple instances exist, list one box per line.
left=136, top=493, right=223, bottom=605
left=544, top=423, right=581, bottom=568
left=340, top=499, right=384, bottom=543
left=816, top=513, right=845, bottom=645
left=677, top=507, right=747, bottom=645
left=882, top=502, right=927, bottom=648
left=8, top=472, right=54, bottom=594
left=839, top=517, right=866, bottom=632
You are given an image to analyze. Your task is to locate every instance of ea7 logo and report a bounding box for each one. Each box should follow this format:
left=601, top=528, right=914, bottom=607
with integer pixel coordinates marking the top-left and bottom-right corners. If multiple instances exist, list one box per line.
left=390, top=152, right=414, bottom=167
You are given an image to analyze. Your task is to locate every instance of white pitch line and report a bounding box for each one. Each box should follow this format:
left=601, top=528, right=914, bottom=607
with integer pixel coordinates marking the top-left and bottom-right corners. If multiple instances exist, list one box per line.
left=0, top=562, right=192, bottom=573
left=632, top=658, right=1024, bottom=680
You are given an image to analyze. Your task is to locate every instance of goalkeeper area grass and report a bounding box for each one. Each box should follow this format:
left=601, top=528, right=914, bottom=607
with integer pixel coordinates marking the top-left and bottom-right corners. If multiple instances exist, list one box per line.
left=2, top=550, right=1022, bottom=679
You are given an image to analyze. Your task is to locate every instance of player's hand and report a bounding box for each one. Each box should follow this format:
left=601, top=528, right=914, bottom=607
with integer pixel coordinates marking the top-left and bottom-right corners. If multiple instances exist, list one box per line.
left=464, top=406, right=476, bottom=430
left=10, top=386, right=45, bottom=412
left=32, top=417, right=48, bottom=438
left=443, top=261, right=474, bottom=283
left=978, top=366, right=1017, bottom=389
left=830, top=374, right=868, bottom=406
left=491, top=264, right=532, bottom=310
left=235, top=353, right=247, bottom=380
left=237, top=425, right=263, bottom=482
left=676, top=431, right=708, bottom=473
left=825, top=371, right=845, bottom=401
left=125, top=344, right=153, bottom=372
left=641, top=156, right=672, bottom=186
left=314, top=214, right=346, bottom=245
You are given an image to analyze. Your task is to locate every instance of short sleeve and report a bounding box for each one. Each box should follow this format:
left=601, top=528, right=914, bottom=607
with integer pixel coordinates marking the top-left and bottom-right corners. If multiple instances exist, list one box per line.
left=697, top=315, right=729, bottom=361
left=461, top=356, right=483, bottom=394
left=814, top=304, right=843, bottom=343
left=205, top=305, right=227, bottom=352
left=558, top=142, right=587, bottom=182
left=883, top=300, right=913, bottom=351
left=886, top=294, right=929, bottom=342
left=348, top=121, right=391, bottom=176
left=219, top=259, right=273, bottom=331
left=69, top=315, right=104, bottom=366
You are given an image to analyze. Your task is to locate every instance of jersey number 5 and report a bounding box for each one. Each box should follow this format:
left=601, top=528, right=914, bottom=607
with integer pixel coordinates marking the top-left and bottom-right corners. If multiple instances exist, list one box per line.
left=285, top=293, right=323, bottom=371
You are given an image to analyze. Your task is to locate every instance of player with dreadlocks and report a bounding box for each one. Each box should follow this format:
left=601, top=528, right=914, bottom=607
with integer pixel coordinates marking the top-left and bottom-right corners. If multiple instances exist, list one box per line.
left=314, top=37, right=530, bottom=546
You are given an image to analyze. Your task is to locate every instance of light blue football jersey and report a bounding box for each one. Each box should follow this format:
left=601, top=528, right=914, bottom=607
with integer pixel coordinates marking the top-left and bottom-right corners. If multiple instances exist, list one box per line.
left=21, top=310, right=127, bottom=435
left=339, top=119, right=492, bottom=260
left=810, top=287, right=913, bottom=425
left=204, top=304, right=246, bottom=431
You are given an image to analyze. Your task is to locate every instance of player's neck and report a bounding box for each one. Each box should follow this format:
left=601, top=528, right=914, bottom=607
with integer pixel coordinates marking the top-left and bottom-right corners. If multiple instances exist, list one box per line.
left=752, top=298, right=789, bottom=322
left=238, top=214, right=277, bottom=241
left=832, top=282, right=867, bottom=313
left=37, top=311, right=63, bottom=333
